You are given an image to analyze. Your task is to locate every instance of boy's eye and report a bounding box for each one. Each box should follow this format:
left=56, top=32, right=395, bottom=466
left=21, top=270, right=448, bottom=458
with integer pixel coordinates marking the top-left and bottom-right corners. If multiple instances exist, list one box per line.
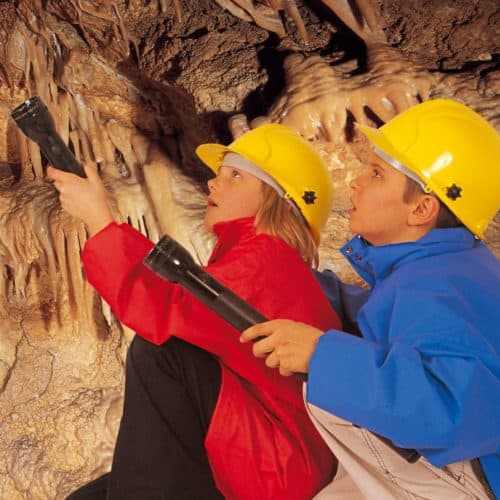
left=232, top=169, right=241, bottom=178
left=372, top=167, right=382, bottom=178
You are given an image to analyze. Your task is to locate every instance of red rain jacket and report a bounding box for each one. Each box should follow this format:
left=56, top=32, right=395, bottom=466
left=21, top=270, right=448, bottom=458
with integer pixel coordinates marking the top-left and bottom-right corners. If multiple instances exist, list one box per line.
left=82, top=217, right=340, bottom=499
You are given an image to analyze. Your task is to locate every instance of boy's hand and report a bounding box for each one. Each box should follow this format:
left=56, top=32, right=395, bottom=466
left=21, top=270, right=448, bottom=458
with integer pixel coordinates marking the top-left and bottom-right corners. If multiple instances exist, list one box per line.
left=48, top=163, right=114, bottom=236
left=241, top=319, right=324, bottom=376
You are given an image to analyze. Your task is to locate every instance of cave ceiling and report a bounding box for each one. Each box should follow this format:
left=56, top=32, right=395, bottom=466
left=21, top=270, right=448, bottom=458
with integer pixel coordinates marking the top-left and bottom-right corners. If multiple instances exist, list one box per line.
left=0, top=1, right=498, bottom=498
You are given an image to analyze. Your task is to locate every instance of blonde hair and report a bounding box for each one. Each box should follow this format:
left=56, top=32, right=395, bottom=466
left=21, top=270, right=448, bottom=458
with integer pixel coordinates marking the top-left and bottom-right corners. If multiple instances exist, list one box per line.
left=255, top=184, right=319, bottom=268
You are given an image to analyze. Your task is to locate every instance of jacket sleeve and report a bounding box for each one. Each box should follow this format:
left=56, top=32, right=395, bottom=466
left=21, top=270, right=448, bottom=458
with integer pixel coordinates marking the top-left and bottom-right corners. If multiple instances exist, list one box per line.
left=306, top=285, right=500, bottom=466
left=82, top=222, right=189, bottom=345
left=313, top=269, right=369, bottom=336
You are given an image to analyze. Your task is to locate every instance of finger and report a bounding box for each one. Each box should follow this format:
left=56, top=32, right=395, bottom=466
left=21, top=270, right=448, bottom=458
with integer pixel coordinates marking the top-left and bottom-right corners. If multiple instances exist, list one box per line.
left=265, top=351, right=280, bottom=369
left=252, top=336, right=276, bottom=357
left=47, top=165, right=61, bottom=180
left=47, top=166, right=77, bottom=183
left=240, top=322, right=271, bottom=343
left=83, top=162, right=99, bottom=181
left=279, top=365, right=294, bottom=377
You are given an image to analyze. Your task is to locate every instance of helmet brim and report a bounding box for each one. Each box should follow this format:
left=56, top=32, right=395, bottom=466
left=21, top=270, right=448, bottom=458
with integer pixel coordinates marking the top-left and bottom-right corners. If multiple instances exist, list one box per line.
left=196, top=143, right=233, bottom=173
left=356, top=123, right=407, bottom=168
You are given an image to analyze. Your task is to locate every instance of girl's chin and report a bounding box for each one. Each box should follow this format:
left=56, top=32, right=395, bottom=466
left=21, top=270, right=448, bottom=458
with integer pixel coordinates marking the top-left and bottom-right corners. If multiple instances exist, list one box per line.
left=203, top=218, right=214, bottom=232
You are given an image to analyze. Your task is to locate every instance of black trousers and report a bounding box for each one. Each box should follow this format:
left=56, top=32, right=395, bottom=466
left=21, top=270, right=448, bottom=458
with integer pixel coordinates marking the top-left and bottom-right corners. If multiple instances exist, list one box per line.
left=67, top=336, right=224, bottom=500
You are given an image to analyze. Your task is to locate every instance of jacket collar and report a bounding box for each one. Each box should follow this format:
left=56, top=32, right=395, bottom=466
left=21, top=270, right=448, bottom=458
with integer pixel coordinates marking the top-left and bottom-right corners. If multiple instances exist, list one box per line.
left=342, top=228, right=480, bottom=288
left=210, top=217, right=257, bottom=261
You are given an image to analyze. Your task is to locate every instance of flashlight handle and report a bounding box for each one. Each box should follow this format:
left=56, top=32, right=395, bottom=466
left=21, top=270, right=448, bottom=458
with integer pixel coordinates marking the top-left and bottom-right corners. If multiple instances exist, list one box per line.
left=143, top=239, right=269, bottom=332
left=183, top=268, right=268, bottom=332
left=37, top=129, right=86, bottom=178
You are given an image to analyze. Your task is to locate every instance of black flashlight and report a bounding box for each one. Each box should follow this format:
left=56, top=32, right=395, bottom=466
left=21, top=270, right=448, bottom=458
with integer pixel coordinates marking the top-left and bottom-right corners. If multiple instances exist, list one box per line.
left=144, top=234, right=268, bottom=332
left=11, top=96, right=86, bottom=178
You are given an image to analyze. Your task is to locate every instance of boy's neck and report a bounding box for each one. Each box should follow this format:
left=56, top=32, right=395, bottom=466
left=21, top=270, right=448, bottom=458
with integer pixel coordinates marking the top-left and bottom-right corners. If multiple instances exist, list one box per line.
left=365, top=225, right=434, bottom=246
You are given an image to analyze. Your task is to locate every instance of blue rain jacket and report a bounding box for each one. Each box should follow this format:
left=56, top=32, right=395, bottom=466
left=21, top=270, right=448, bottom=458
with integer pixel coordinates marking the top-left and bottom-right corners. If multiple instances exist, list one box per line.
left=308, top=228, right=500, bottom=497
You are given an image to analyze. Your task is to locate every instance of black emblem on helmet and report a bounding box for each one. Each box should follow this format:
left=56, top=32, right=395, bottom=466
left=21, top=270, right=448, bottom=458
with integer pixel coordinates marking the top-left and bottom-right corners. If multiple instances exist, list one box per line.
left=446, top=184, right=462, bottom=201
left=302, top=191, right=317, bottom=205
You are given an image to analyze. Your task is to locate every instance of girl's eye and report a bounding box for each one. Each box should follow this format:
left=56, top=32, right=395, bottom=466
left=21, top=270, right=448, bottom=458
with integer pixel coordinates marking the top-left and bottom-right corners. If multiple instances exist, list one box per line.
left=372, top=168, right=382, bottom=178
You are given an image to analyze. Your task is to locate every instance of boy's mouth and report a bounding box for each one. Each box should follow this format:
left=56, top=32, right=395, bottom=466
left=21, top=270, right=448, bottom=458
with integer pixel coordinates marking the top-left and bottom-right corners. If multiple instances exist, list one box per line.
left=347, top=198, right=356, bottom=215
left=207, top=198, right=218, bottom=207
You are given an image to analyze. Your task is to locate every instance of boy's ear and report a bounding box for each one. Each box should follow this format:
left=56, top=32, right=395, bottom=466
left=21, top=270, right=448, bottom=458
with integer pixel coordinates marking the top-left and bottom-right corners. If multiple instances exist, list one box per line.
left=408, top=194, right=440, bottom=227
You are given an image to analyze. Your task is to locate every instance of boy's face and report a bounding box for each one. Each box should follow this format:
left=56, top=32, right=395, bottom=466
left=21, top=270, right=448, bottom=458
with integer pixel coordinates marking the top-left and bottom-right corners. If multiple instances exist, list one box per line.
left=348, top=152, right=416, bottom=245
left=204, top=165, right=264, bottom=231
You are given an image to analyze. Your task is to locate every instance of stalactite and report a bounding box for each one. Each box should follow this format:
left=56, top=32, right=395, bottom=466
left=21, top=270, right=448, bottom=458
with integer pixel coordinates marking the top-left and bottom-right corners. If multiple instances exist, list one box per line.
left=280, top=0, right=308, bottom=41
left=68, top=130, right=82, bottom=163
left=228, top=113, right=251, bottom=138
left=216, top=0, right=286, bottom=36
left=57, top=92, right=70, bottom=147
left=94, top=112, right=117, bottom=167
left=53, top=220, right=73, bottom=320
left=105, top=121, right=135, bottom=178
left=86, top=107, right=104, bottom=163
left=17, top=129, right=33, bottom=181
left=26, top=138, right=44, bottom=179
left=173, top=0, right=183, bottom=22
left=265, top=48, right=434, bottom=141
left=320, top=0, right=386, bottom=43
left=216, top=0, right=253, bottom=23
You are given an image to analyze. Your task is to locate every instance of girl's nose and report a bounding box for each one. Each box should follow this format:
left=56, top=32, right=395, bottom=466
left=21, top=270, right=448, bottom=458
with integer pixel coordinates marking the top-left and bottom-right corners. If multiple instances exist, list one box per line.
left=207, top=177, right=216, bottom=192
left=350, top=174, right=360, bottom=190
left=350, top=167, right=367, bottom=191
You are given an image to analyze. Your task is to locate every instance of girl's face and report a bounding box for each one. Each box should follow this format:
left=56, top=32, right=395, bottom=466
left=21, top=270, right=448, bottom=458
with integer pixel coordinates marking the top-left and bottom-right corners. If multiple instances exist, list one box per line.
left=204, top=165, right=264, bottom=231
left=348, top=152, right=415, bottom=245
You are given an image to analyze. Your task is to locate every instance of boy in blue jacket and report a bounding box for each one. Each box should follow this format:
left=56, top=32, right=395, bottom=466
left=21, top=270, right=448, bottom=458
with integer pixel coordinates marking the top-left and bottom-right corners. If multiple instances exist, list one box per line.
left=242, top=99, right=500, bottom=499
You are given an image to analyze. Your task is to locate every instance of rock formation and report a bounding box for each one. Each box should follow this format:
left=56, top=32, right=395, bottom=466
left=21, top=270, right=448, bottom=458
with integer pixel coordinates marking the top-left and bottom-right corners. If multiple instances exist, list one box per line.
left=0, top=1, right=498, bottom=497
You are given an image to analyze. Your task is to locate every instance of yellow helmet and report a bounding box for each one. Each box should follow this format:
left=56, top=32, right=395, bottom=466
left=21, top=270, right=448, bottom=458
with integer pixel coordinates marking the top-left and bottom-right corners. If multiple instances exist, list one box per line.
left=196, top=124, right=333, bottom=244
left=358, top=99, right=500, bottom=238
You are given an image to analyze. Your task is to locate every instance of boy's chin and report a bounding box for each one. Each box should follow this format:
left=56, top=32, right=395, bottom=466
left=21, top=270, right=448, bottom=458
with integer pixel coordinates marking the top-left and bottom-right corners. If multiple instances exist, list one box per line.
left=347, top=219, right=358, bottom=234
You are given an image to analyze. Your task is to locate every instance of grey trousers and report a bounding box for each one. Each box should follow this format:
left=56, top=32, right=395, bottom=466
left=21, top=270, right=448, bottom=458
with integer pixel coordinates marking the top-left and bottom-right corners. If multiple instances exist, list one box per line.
left=308, top=403, right=493, bottom=500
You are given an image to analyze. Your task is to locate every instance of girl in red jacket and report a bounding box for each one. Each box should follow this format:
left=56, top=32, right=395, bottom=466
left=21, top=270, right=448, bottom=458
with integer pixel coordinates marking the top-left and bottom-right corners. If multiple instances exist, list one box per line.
left=50, top=124, right=340, bottom=500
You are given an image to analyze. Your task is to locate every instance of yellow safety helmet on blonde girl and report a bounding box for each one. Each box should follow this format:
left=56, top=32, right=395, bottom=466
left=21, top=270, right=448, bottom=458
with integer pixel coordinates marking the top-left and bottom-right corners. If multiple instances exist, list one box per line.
left=196, top=124, right=333, bottom=244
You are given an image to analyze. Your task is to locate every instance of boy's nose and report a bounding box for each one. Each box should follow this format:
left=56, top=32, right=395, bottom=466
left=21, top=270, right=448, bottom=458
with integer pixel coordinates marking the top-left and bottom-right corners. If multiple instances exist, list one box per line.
left=207, top=177, right=216, bottom=191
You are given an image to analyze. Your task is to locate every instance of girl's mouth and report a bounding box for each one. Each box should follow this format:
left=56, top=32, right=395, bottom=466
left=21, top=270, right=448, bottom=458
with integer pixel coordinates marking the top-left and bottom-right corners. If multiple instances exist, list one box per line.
left=207, top=198, right=218, bottom=207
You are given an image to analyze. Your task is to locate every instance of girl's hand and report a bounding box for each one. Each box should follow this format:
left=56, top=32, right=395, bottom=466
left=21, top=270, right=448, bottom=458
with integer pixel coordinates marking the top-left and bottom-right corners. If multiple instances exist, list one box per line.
left=47, top=163, right=115, bottom=236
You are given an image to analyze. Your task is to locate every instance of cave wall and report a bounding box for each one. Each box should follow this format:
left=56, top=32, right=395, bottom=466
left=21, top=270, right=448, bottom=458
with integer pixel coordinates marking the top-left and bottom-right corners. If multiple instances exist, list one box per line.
left=0, top=1, right=498, bottom=497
